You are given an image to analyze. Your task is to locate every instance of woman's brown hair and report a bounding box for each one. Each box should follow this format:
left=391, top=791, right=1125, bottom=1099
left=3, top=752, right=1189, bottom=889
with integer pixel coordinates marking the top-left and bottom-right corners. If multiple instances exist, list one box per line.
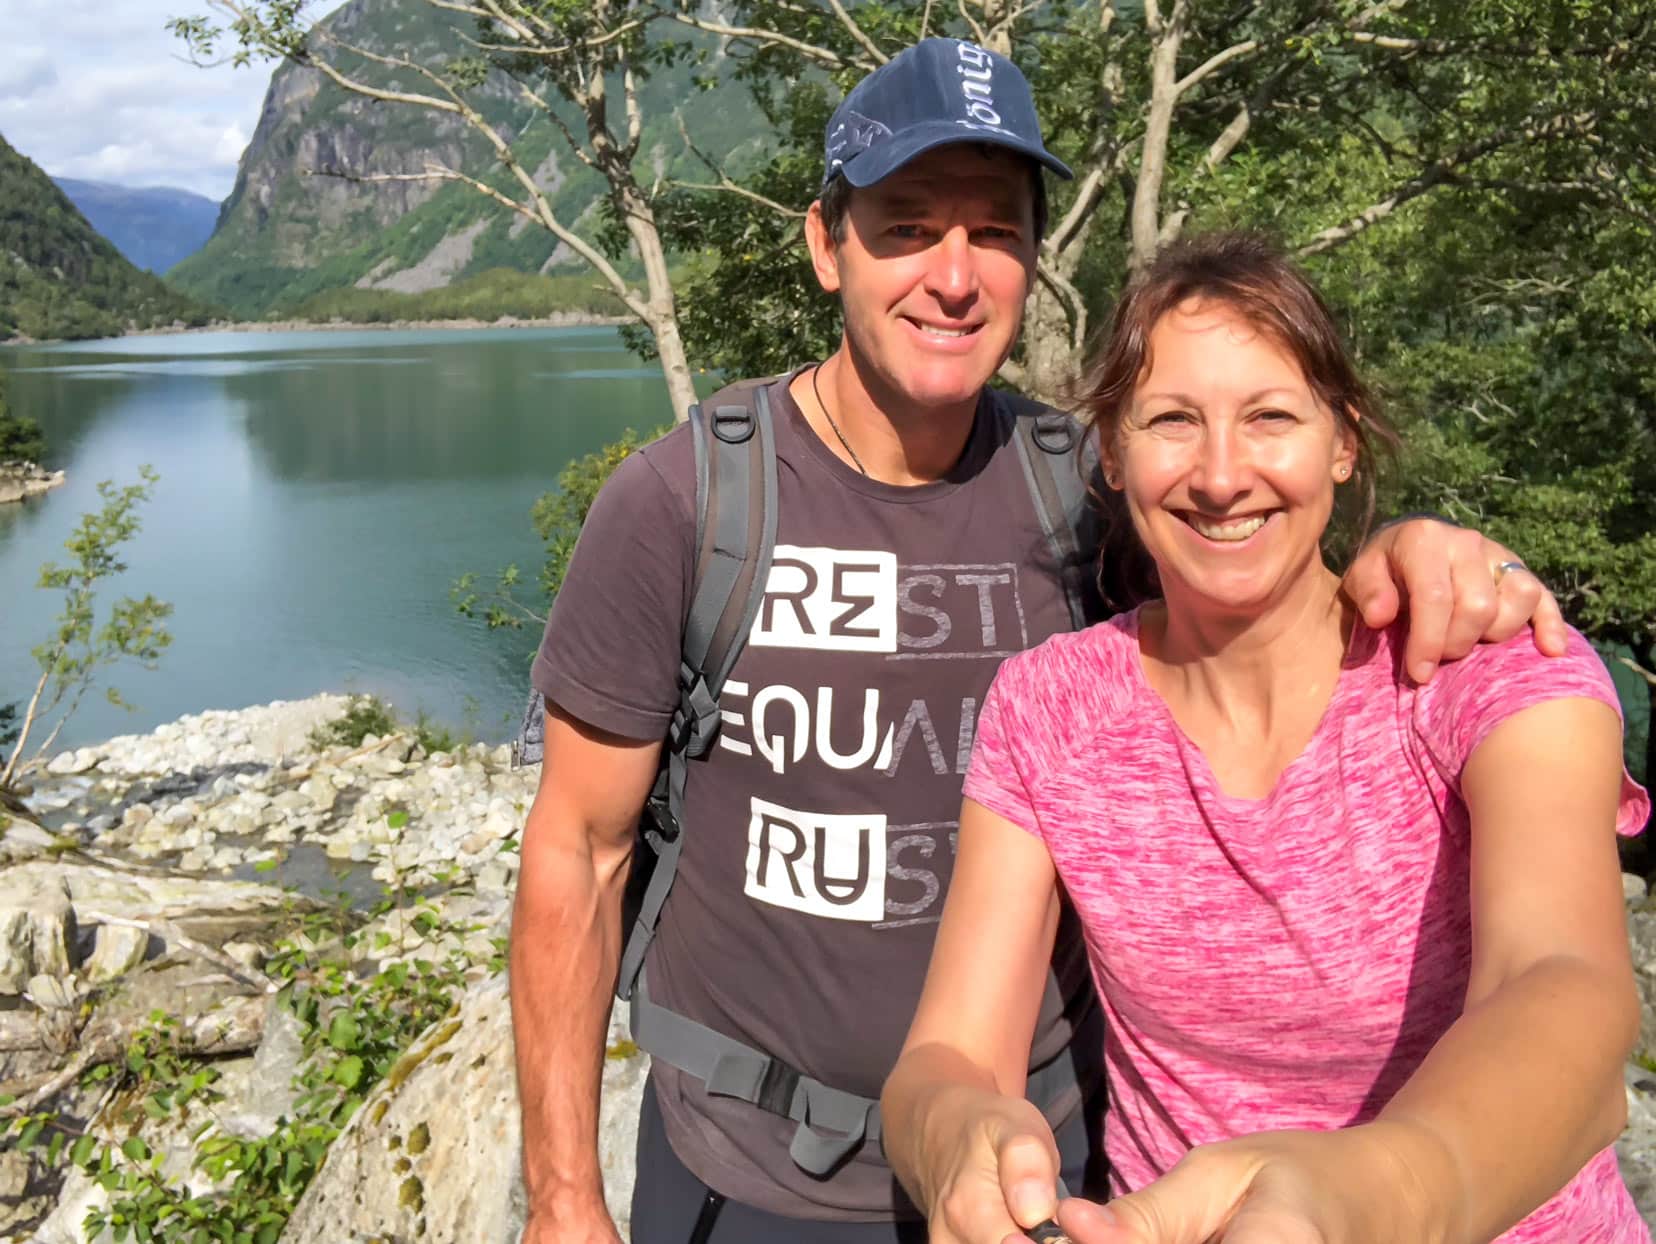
left=1077, top=231, right=1398, bottom=610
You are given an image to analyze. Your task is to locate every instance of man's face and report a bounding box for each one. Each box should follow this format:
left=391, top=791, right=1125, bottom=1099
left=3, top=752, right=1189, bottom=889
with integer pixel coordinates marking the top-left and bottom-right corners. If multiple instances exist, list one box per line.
left=808, top=145, right=1039, bottom=412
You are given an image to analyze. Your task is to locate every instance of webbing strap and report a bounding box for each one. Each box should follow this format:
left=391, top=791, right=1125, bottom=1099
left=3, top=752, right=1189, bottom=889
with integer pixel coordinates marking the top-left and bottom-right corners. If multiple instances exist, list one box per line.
left=617, top=391, right=778, bottom=1002
left=1010, top=406, right=1093, bottom=632
left=632, top=967, right=1087, bottom=1177
left=631, top=969, right=880, bottom=1176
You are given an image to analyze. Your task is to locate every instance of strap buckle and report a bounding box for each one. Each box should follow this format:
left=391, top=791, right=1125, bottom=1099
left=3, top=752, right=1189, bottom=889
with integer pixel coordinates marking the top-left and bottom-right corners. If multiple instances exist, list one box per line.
left=669, top=663, right=723, bottom=757
left=712, top=405, right=756, bottom=444
left=1032, top=412, right=1076, bottom=455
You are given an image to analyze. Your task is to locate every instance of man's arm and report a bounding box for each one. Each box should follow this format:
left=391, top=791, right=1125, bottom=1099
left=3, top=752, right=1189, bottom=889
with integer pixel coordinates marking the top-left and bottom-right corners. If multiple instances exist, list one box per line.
left=1342, top=518, right=1569, bottom=684
left=512, top=701, right=661, bottom=1244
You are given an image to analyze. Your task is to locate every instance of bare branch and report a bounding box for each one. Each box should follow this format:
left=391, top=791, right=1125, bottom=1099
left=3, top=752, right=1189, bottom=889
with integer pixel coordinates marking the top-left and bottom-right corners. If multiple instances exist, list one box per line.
left=669, top=12, right=855, bottom=69
left=1618, top=655, right=1656, bottom=688
left=919, top=0, right=937, bottom=38
left=672, top=112, right=806, bottom=218
left=1296, top=111, right=1597, bottom=257
left=1173, top=37, right=1260, bottom=95
left=80, top=911, right=276, bottom=995
left=957, top=0, right=990, bottom=46
left=826, top=0, right=890, bottom=64
left=1034, top=258, right=1088, bottom=352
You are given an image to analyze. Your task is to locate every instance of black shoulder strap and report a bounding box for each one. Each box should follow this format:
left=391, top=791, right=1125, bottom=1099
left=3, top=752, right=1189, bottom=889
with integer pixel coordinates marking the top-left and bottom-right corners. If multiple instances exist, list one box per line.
left=616, top=384, right=777, bottom=999
left=1004, top=394, right=1098, bottom=632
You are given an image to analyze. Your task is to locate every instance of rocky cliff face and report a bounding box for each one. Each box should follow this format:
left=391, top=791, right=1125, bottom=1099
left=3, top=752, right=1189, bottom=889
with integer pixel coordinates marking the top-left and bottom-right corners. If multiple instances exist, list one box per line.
left=167, top=0, right=765, bottom=319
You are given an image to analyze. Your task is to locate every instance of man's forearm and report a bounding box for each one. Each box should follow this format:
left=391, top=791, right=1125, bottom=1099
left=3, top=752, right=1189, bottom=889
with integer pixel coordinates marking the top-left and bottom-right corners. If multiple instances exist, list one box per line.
left=510, top=829, right=629, bottom=1219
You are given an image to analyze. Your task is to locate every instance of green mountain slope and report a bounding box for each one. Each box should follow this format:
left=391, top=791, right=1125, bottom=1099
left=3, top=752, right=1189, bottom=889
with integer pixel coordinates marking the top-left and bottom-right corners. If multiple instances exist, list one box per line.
left=0, top=136, right=214, bottom=341
left=170, top=0, right=769, bottom=320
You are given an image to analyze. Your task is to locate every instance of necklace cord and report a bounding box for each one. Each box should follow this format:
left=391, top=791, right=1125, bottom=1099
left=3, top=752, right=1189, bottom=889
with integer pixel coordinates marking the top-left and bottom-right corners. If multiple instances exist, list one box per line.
left=811, top=363, right=868, bottom=477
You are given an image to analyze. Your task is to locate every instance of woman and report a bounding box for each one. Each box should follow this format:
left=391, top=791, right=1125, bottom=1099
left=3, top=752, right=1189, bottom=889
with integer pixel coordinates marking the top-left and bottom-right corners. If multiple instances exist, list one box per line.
left=880, top=233, right=1650, bottom=1243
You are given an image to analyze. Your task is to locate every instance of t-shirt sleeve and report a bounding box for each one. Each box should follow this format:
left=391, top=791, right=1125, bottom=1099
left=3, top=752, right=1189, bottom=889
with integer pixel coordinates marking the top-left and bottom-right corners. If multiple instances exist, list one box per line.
left=1412, top=626, right=1650, bottom=837
left=529, top=438, right=693, bottom=741
left=963, top=656, right=1044, bottom=836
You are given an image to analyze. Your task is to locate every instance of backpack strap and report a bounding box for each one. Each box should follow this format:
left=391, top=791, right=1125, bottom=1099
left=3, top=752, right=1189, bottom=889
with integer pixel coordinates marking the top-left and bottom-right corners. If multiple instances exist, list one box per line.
left=616, top=387, right=778, bottom=1001
left=1006, top=397, right=1098, bottom=631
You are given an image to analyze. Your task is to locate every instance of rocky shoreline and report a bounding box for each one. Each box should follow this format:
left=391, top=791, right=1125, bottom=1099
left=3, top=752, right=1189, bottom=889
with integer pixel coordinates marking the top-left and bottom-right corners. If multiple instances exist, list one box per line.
left=0, top=462, right=64, bottom=506
left=0, top=693, right=1653, bottom=1239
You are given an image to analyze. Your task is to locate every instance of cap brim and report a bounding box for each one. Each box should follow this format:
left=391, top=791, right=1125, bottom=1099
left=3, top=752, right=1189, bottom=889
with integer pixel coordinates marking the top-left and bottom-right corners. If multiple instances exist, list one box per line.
left=835, top=120, right=1072, bottom=188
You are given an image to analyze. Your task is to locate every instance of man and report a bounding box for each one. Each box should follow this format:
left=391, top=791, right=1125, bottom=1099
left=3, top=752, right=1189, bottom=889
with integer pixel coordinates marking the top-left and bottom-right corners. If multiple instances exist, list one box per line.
left=511, top=38, right=1564, bottom=1244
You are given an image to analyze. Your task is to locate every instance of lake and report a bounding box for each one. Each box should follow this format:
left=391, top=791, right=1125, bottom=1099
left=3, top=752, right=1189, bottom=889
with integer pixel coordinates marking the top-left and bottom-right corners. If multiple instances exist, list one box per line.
left=0, top=326, right=675, bottom=752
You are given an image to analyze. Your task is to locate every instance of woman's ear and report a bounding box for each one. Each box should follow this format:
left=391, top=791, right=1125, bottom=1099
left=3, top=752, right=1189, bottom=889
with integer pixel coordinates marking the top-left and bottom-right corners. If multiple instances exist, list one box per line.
left=1333, top=405, right=1361, bottom=484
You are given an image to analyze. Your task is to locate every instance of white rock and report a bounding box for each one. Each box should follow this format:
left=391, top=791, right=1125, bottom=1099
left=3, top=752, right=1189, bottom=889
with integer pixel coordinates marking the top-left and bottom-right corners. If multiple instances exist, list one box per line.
left=1629, top=874, right=1649, bottom=905
left=84, top=923, right=150, bottom=982
left=45, top=748, right=98, bottom=777
left=24, top=972, right=77, bottom=1010
left=0, top=872, right=74, bottom=993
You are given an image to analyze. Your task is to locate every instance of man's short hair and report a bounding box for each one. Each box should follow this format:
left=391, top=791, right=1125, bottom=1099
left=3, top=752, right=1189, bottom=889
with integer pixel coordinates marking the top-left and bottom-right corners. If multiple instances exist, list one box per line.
left=817, top=153, right=1050, bottom=247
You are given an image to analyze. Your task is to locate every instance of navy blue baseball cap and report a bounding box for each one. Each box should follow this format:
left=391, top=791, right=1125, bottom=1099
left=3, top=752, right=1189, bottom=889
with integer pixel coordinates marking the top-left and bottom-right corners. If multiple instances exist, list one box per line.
left=822, top=37, right=1072, bottom=189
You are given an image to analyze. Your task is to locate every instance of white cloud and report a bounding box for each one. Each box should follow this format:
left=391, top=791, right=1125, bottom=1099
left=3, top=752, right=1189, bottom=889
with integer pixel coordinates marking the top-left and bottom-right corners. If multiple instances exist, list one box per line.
left=0, top=0, right=283, bottom=199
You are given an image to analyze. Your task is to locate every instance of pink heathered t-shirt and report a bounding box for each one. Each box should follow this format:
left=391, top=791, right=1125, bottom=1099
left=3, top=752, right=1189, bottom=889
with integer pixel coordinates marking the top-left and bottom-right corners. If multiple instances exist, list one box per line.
left=964, top=609, right=1651, bottom=1242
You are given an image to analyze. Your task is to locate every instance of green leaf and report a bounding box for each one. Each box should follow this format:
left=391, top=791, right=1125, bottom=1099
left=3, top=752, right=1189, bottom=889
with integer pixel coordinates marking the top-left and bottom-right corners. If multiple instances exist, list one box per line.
left=253, top=858, right=278, bottom=873
left=386, top=811, right=409, bottom=830
left=121, top=1137, right=151, bottom=1163
left=70, top=1134, right=97, bottom=1167
left=326, top=1011, right=359, bottom=1052
left=332, top=1054, right=365, bottom=1090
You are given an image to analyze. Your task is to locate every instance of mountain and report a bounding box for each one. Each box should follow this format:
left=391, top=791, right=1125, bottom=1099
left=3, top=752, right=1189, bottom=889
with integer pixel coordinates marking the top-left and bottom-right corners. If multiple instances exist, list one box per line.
left=0, top=135, right=214, bottom=341
left=168, top=0, right=769, bottom=319
left=54, top=178, right=221, bottom=274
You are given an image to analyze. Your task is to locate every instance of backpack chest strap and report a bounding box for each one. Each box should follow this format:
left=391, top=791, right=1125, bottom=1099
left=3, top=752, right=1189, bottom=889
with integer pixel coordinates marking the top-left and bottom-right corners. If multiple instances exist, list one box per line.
left=631, top=969, right=880, bottom=1177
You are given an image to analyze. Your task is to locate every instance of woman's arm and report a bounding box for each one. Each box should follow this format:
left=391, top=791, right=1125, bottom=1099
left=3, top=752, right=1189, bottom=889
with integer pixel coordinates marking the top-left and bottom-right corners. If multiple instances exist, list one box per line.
left=882, top=797, right=1069, bottom=1244
left=1370, top=693, right=1638, bottom=1241
left=1060, top=695, right=1638, bottom=1244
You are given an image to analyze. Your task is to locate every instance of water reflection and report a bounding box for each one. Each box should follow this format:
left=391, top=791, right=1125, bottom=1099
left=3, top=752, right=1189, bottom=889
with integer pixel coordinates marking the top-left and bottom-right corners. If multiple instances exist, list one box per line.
left=0, top=327, right=663, bottom=748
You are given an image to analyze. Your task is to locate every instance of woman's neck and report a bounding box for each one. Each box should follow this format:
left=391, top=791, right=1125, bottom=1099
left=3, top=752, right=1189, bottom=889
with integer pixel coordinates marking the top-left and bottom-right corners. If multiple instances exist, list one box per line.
left=1144, top=563, right=1352, bottom=738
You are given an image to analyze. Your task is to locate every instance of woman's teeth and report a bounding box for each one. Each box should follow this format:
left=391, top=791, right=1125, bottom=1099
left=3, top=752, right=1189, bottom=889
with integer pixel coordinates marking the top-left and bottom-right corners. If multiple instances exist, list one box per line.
left=1188, top=513, right=1267, bottom=542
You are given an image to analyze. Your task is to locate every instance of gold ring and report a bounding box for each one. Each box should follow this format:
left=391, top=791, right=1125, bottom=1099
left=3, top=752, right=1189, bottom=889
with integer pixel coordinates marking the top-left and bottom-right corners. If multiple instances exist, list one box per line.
left=1492, top=560, right=1527, bottom=585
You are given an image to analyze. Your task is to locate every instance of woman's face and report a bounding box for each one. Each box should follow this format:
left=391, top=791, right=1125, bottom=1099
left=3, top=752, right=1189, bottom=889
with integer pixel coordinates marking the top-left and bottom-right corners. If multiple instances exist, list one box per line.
left=1110, top=299, right=1356, bottom=617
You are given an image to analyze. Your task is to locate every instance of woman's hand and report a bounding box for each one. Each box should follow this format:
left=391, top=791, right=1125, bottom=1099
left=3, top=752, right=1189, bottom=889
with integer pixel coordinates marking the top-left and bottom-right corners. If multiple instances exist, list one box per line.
left=1056, top=1124, right=1445, bottom=1244
left=918, top=1084, right=1069, bottom=1244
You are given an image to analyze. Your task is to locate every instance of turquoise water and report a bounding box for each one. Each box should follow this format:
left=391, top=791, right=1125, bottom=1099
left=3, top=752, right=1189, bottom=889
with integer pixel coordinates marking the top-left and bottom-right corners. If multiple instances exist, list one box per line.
left=0, top=327, right=672, bottom=750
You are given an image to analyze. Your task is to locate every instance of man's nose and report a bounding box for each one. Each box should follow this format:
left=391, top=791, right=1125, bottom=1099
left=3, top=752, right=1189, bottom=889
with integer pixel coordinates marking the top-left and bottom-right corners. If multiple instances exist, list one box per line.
left=923, top=225, right=980, bottom=306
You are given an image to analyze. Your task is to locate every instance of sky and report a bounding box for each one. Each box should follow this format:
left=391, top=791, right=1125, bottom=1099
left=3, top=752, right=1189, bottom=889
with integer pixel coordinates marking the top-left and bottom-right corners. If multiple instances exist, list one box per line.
left=0, top=0, right=286, bottom=202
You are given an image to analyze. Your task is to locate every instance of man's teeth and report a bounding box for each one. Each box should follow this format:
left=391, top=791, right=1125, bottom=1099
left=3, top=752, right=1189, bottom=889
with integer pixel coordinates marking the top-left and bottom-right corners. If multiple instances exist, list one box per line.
left=917, top=323, right=971, bottom=338
left=1188, top=513, right=1267, bottom=542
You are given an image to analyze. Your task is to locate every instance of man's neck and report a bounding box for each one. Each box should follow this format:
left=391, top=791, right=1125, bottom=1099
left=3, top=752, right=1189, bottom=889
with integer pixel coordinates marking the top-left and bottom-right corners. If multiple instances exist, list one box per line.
left=790, top=345, right=981, bottom=485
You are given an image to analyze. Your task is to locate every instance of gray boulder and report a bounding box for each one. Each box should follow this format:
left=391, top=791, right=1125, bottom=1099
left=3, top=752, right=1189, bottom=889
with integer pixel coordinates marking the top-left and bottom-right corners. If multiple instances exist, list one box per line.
left=280, top=973, right=647, bottom=1243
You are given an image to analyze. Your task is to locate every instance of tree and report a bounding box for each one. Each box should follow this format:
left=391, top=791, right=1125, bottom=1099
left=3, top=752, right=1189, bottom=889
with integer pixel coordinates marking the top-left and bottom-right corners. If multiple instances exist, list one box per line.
left=0, top=369, right=46, bottom=466
left=664, top=0, right=1656, bottom=404
left=0, top=470, right=173, bottom=793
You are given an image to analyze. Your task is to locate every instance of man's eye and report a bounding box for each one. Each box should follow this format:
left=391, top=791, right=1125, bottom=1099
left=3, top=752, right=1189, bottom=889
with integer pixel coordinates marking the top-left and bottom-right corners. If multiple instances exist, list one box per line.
left=976, top=226, right=1019, bottom=240
left=889, top=224, right=926, bottom=239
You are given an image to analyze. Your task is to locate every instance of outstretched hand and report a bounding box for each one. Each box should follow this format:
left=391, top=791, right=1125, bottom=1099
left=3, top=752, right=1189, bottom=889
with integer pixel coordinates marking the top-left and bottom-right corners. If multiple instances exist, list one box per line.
left=919, top=1090, right=1067, bottom=1244
left=1342, top=518, right=1567, bottom=684
left=1052, top=1125, right=1443, bottom=1244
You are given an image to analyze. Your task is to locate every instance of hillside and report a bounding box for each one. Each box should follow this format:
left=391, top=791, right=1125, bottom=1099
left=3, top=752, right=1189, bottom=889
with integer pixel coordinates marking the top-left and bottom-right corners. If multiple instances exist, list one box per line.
left=168, top=0, right=769, bottom=319
left=0, top=136, right=214, bottom=341
left=54, top=178, right=220, bottom=274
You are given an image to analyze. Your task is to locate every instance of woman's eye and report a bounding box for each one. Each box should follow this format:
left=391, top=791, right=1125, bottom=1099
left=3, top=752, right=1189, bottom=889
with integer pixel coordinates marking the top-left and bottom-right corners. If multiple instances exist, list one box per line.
left=1148, top=411, right=1194, bottom=428
left=1254, top=408, right=1296, bottom=423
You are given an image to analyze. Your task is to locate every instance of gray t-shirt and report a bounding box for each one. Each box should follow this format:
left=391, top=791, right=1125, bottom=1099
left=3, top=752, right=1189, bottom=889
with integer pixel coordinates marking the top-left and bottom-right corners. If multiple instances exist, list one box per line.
left=532, top=374, right=1095, bottom=1220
